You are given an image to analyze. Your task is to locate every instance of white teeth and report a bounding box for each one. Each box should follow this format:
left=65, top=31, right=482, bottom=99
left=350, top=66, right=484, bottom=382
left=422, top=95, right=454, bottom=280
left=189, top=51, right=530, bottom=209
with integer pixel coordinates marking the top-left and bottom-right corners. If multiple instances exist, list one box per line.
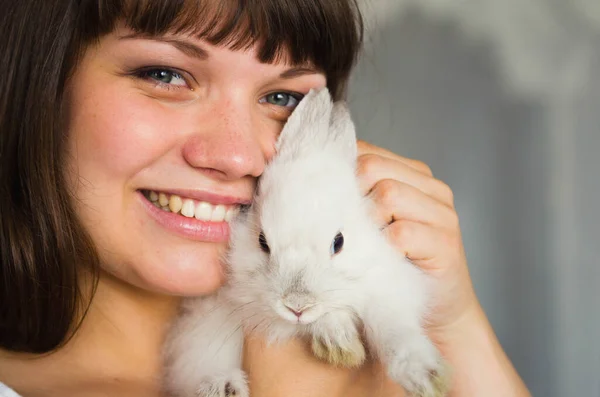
left=181, top=199, right=195, bottom=218
left=211, top=205, right=226, bottom=222
left=225, top=208, right=234, bottom=222
left=146, top=190, right=240, bottom=222
left=168, top=195, right=183, bottom=213
left=158, top=193, right=169, bottom=207
left=195, top=201, right=212, bottom=221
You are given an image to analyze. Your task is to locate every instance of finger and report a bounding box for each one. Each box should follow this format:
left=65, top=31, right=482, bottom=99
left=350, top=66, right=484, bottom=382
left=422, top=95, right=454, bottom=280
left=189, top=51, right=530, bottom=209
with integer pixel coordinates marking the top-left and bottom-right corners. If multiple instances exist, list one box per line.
left=357, top=153, right=454, bottom=208
left=368, top=179, right=458, bottom=229
left=384, top=219, right=457, bottom=265
left=357, top=140, right=433, bottom=176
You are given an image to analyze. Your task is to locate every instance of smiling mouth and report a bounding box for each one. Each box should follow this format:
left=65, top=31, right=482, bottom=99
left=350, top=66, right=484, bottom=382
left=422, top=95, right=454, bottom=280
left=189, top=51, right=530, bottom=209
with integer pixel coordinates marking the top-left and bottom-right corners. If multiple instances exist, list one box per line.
left=141, top=189, right=241, bottom=222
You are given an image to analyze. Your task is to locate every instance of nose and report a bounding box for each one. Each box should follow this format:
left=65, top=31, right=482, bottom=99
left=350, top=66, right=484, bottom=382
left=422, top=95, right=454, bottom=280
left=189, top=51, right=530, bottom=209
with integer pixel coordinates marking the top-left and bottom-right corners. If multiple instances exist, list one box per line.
left=282, top=293, right=315, bottom=319
left=285, top=305, right=309, bottom=318
left=182, top=98, right=274, bottom=180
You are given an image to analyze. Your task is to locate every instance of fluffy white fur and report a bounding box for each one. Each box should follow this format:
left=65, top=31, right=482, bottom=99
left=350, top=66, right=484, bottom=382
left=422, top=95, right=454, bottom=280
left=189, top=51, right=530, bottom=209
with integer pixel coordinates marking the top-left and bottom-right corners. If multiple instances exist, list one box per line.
left=163, top=89, right=449, bottom=397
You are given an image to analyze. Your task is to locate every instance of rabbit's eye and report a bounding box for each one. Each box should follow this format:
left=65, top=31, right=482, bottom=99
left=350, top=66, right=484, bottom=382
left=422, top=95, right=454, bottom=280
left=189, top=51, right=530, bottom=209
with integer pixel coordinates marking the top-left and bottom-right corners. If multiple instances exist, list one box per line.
left=259, top=231, right=270, bottom=254
left=330, top=232, right=344, bottom=255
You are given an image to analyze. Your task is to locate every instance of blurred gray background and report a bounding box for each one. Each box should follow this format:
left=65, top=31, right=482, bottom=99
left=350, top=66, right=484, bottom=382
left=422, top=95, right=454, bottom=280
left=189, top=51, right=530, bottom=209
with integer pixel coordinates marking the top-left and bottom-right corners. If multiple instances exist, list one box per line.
left=348, top=1, right=599, bottom=396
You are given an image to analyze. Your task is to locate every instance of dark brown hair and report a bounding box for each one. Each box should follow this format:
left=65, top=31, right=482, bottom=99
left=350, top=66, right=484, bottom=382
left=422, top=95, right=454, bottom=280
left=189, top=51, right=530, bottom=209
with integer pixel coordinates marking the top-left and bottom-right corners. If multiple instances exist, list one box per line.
left=0, top=0, right=363, bottom=354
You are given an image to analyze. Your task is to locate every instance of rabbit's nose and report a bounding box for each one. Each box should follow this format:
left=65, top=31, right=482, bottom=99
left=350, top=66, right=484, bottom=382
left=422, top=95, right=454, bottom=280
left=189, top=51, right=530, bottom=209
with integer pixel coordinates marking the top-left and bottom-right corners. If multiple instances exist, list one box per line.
left=284, top=303, right=314, bottom=318
left=282, top=292, right=316, bottom=319
left=286, top=307, right=304, bottom=318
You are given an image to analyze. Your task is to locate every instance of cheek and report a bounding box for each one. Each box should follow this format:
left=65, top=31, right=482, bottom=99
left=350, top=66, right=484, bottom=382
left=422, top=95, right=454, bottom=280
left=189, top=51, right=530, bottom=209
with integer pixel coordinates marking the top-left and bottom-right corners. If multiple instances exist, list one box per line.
left=65, top=88, right=177, bottom=182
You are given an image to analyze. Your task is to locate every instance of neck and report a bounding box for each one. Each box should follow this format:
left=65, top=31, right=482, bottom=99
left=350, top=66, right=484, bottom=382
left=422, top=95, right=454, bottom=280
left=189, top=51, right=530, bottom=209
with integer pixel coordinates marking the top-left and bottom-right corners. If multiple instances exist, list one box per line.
left=0, top=272, right=181, bottom=396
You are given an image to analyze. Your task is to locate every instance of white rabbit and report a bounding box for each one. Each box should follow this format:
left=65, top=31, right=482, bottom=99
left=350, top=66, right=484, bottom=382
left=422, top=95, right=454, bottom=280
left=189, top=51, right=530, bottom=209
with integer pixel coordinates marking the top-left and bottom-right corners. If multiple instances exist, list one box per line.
left=163, top=88, right=450, bottom=397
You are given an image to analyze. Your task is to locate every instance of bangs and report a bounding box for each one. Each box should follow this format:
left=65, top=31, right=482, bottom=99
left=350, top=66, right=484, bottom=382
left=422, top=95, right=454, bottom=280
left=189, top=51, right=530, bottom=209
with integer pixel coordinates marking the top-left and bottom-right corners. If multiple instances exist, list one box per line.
left=79, top=0, right=363, bottom=99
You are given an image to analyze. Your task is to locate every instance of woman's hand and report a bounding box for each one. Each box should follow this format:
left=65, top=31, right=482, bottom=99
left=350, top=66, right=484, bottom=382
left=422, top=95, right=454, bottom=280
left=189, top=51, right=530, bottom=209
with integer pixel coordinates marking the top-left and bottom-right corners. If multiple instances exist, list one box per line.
left=243, top=335, right=404, bottom=397
left=354, top=140, right=530, bottom=397
left=355, top=140, right=479, bottom=340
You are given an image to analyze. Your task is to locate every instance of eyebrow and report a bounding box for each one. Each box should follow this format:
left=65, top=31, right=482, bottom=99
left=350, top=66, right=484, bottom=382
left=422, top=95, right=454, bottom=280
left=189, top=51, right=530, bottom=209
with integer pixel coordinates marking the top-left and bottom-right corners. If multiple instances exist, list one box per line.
left=119, top=33, right=209, bottom=60
left=119, top=33, right=320, bottom=79
left=279, top=67, right=320, bottom=79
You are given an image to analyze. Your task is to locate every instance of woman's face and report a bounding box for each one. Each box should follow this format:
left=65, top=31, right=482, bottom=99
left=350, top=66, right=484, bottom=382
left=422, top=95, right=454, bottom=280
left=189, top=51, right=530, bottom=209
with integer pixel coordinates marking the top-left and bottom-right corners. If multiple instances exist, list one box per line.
left=65, top=25, right=326, bottom=296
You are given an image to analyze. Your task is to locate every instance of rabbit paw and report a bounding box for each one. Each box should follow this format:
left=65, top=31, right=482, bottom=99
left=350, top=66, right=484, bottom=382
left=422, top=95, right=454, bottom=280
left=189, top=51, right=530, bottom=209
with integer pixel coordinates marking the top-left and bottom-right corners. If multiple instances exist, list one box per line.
left=387, top=336, right=451, bottom=397
left=195, top=370, right=249, bottom=397
left=311, top=332, right=366, bottom=368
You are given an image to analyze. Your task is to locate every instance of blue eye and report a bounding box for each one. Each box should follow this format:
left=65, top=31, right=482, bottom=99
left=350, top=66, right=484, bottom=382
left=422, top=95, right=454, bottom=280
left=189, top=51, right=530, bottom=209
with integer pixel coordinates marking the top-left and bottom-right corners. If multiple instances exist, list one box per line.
left=136, top=68, right=187, bottom=87
left=330, top=232, right=344, bottom=256
left=260, top=92, right=302, bottom=108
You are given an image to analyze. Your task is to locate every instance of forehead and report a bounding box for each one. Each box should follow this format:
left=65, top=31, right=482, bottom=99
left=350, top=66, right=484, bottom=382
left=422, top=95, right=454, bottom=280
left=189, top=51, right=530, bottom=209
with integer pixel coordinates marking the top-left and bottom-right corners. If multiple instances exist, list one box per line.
left=89, top=0, right=329, bottom=68
left=258, top=155, right=356, bottom=238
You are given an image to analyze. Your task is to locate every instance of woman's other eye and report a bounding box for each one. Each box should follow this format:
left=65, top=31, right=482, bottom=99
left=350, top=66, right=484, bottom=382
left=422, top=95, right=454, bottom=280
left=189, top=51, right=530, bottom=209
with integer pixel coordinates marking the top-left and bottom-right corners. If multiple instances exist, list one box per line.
left=133, top=67, right=189, bottom=89
left=259, top=92, right=303, bottom=108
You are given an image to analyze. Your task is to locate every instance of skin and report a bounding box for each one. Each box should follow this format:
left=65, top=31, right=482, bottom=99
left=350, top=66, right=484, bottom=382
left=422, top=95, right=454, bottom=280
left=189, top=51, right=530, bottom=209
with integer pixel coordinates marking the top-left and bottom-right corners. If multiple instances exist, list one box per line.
left=0, top=25, right=531, bottom=397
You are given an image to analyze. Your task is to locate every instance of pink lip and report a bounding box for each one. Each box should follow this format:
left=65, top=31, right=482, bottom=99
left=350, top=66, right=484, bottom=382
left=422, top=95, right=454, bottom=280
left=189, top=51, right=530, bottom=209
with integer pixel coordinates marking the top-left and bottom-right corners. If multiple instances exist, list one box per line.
left=137, top=192, right=232, bottom=242
left=145, top=188, right=252, bottom=206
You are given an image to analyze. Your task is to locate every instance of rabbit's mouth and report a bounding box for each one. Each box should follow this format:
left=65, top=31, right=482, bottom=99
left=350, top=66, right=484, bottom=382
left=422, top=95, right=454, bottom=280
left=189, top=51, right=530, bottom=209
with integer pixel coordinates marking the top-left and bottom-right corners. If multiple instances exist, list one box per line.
left=274, top=300, right=324, bottom=325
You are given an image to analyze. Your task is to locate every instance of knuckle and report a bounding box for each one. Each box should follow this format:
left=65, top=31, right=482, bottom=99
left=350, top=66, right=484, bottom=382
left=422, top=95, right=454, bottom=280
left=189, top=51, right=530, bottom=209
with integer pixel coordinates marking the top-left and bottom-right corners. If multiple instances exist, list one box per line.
left=356, top=139, right=370, bottom=150
left=373, top=179, right=400, bottom=205
left=414, top=160, right=433, bottom=176
left=356, top=153, right=381, bottom=176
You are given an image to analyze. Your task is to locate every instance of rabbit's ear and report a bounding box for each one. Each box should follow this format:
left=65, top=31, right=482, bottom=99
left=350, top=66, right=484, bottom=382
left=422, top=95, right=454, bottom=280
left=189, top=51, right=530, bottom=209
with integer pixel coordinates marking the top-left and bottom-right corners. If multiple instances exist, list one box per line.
left=275, top=88, right=333, bottom=159
left=329, top=102, right=357, bottom=164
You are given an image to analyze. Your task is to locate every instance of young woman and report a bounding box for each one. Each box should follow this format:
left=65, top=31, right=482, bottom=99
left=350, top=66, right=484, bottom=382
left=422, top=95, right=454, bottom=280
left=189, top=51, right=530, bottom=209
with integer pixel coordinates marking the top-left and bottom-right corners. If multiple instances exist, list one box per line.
left=0, top=1, right=531, bottom=396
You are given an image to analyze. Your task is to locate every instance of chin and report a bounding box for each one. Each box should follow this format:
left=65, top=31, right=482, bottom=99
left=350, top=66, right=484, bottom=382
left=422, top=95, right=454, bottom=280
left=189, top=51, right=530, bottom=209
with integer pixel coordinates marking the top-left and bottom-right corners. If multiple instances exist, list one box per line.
left=103, top=247, right=228, bottom=298
left=150, top=265, right=226, bottom=297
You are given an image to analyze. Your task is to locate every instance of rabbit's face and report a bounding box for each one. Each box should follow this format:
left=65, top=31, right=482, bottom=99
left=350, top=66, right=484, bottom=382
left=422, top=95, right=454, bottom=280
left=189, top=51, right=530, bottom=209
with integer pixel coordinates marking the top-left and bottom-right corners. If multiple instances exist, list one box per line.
left=227, top=151, right=369, bottom=329
left=225, top=88, right=367, bottom=332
